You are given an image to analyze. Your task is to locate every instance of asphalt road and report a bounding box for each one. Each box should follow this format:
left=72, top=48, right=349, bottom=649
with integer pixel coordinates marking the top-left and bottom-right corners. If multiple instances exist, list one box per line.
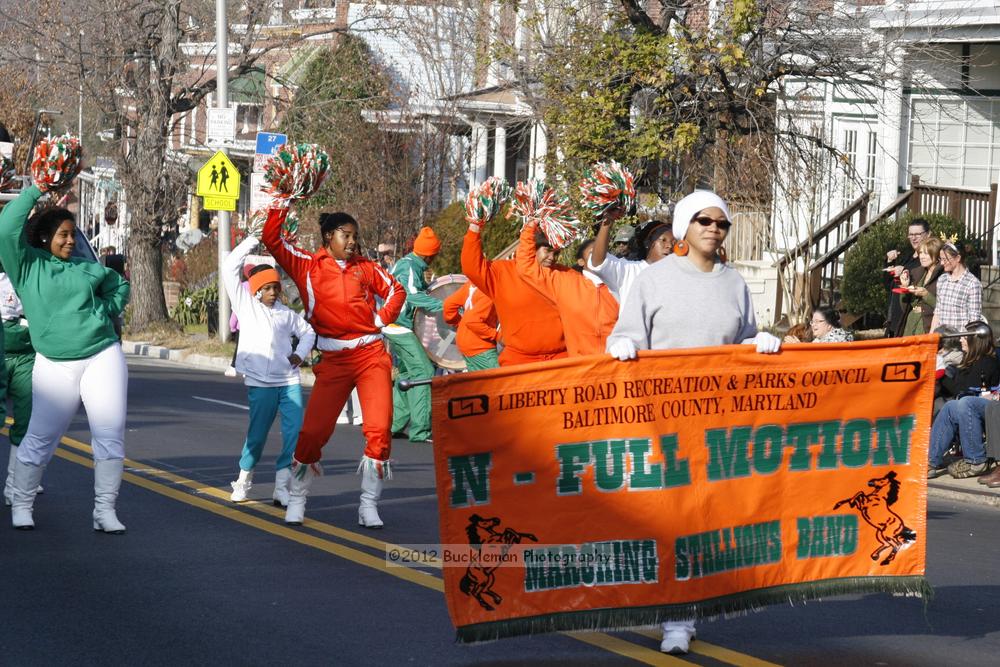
left=0, top=357, right=997, bottom=666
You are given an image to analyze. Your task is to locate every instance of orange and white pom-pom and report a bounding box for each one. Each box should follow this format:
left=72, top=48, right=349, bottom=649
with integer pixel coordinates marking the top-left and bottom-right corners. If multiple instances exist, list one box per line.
left=31, top=134, right=83, bottom=192
left=578, top=160, right=636, bottom=219
left=464, top=176, right=513, bottom=227
left=510, top=179, right=582, bottom=250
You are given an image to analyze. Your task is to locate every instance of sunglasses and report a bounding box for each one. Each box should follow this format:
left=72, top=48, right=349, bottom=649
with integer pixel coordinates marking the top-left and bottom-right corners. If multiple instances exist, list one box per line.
left=692, top=216, right=732, bottom=231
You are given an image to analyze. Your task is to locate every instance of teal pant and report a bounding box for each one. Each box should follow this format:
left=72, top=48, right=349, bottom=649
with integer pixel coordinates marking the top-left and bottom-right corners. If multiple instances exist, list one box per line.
left=2, top=320, right=33, bottom=446
left=4, top=352, right=34, bottom=445
left=239, top=384, right=304, bottom=472
left=465, top=349, right=499, bottom=372
left=386, top=331, right=433, bottom=441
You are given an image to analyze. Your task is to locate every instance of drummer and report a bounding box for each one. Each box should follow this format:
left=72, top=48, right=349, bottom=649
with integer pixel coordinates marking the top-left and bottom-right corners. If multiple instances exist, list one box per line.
left=384, top=227, right=443, bottom=444
left=442, top=281, right=500, bottom=371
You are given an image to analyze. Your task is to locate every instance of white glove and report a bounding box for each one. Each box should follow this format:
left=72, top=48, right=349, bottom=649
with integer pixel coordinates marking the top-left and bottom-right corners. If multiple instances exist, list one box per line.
left=754, top=331, right=782, bottom=354
left=608, top=337, right=638, bottom=361
left=374, top=314, right=386, bottom=329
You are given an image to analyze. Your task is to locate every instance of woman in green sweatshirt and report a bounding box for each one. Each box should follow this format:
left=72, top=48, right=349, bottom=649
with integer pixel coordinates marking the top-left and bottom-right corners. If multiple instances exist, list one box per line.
left=0, top=185, right=130, bottom=531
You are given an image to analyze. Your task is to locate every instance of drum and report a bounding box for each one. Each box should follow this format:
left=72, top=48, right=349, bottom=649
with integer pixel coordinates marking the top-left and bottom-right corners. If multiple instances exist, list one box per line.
left=413, top=274, right=467, bottom=370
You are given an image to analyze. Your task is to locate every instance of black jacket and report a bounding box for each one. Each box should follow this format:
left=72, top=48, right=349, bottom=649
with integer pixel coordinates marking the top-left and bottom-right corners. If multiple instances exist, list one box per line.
left=938, top=354, right=1000, bottom=401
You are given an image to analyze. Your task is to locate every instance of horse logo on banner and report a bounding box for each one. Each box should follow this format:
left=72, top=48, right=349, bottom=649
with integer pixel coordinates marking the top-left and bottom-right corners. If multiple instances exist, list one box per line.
left=459, top=515, right=537, bottom=611
left=834, top=471, right=917, bottom=566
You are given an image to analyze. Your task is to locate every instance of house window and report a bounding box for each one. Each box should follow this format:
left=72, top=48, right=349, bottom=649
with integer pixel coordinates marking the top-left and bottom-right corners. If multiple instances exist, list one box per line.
left=236, top=104, right=261, bottom=135
left=909, top=97, right=998, bottom=189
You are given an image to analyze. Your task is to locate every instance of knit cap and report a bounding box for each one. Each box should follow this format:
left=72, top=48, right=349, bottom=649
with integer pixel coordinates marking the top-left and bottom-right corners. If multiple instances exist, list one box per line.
left=249, top=267, right=281, bottom=295
left=672, top=191, right=732, bottom=243
left=413, top=226, right=441, bottom=256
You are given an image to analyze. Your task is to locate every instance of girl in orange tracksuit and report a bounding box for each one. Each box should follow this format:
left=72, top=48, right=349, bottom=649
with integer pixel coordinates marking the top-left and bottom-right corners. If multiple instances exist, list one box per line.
left=262, top=208, right=405, bottom=529
left=515, top=221, right=619, bottom=356
left=461, top=224, right=567, bottom=366
left=442, top=281, right=500, bottom=371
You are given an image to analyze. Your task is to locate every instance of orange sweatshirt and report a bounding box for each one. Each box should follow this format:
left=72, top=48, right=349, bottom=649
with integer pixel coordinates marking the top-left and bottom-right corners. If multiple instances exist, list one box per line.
left=515, top=222, right=619, bottom=357
left=442, top=282, right=499, bottom=357
left=461, top=230, right=567, bottom=365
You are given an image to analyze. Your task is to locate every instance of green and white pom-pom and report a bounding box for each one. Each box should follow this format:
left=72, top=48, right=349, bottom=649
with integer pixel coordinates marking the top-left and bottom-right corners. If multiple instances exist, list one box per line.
left=263, top=143, right=330, bottom=201
left=464, top=176, right=513, bottom=226
left=31, top=134, right=83, bottom=192
left=578, top=160, right=636, bottom=218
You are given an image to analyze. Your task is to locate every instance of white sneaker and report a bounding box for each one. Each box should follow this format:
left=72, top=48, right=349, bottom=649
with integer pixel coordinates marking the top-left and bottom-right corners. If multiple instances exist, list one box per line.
left=224, top=366, right=237, bottom=378
left=230, top=470, right=253, bottom=502
left=272, top=467, right=292, bottom=507
left=660, top=628, right=695, bottom=655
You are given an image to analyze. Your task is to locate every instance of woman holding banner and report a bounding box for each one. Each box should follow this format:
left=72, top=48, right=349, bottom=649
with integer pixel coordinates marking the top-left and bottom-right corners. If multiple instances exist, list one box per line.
left=605, top=190, right=782, bottom=655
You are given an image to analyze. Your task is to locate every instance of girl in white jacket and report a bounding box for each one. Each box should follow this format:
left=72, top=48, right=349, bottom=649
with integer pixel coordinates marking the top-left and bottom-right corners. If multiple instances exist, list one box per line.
left=223, top=236, right=315, bottom=506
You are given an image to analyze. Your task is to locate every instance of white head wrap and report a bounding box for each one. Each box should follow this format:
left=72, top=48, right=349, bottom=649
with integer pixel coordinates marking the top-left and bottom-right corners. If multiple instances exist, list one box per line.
left=672, top=190, right=732, bottom=243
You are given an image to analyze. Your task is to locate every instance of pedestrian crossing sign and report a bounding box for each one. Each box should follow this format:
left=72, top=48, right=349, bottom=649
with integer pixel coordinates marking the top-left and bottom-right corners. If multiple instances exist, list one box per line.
left=196, top=151, right=241, bottom=200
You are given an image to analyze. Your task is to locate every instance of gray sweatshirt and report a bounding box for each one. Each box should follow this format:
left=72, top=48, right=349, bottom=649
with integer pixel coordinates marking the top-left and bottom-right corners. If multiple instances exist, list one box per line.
left=606, top=253, right=758, bottom=351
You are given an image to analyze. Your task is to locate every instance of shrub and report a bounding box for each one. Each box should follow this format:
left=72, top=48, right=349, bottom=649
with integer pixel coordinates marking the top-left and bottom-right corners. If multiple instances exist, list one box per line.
left=429, top=201, right=522, bottom=275
left=171, top=283, right=218, bottom=326
left=841, top=212, right=967, bottom=321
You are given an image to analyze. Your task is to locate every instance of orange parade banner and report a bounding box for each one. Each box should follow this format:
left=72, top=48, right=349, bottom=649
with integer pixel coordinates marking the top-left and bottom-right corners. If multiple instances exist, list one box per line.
left=430, top=336, right=937, bottom=642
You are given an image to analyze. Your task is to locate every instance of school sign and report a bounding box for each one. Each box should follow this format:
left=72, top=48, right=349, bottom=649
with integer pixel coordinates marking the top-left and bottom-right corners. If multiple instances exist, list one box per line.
left=431, top=336, right=936, bottom=642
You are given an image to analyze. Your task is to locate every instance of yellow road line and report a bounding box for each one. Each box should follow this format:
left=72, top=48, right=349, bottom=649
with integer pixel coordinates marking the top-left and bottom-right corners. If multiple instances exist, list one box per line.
left=51, top=446, right=444, bottom=591
left=571, top=632, right=694, bottom=666
left=48, top=432, right=778, bottom=666
left=633, top=629, right=782, bottom=667
left=55, top=432, right=442, bottom=567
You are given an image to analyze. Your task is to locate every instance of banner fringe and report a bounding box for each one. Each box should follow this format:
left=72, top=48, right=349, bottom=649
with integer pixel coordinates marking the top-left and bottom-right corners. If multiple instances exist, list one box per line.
left=454, top=576, right=932, bottom=644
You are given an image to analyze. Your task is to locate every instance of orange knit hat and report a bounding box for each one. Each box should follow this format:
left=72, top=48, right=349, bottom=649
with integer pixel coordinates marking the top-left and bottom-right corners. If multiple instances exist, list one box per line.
left=412, top=226, right=441, bottom=256
left=248, top=267, right=281, bottom=295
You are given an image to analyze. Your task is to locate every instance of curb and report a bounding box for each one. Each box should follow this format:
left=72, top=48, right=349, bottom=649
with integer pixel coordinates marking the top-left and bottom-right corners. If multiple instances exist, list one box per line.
left=122, top=339, right=315, bottom=387
left=927, top=480, right=1000, bottom=509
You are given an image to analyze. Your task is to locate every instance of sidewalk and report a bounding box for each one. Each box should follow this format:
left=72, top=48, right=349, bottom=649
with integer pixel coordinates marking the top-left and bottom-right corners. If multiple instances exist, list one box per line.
left=123, top=338, right=1000, bottom=509
left=122, top=339, right=315, bottom=387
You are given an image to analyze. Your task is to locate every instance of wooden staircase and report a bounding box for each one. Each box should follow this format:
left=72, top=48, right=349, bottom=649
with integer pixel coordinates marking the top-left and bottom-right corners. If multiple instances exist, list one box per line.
left=776, top=176, right=1000, bottom=327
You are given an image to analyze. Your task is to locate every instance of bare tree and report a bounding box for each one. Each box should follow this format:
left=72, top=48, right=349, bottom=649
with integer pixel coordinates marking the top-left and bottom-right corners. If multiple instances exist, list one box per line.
left=0, top=0, right=342, bottom=330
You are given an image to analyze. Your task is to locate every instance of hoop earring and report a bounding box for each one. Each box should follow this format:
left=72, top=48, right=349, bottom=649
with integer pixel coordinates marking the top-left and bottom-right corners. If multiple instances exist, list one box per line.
left=717, top=246, right=728, bottom=264
left=673, top=240, right=689, bottom=256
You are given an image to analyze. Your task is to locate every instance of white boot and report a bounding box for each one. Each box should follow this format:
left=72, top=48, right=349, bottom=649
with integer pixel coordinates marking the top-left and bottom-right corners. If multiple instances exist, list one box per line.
left=230, top=469, right=253, bottom=502
left=284, top=460, right=321, bottom=525
left=358, top=456, right=390, bottom=529
left=660, top=619, right=696, bottom=655
left=93, top=459, right=127, bottom=534
left=272, top=467, right=292, bottom=507
left=11, top=458, right=46, bottom=530
left=4, top=445, right=15, bottom=506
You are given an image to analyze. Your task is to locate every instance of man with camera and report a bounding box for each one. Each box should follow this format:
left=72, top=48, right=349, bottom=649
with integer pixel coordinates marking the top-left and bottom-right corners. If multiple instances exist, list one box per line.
left=883, top=218, right=930, bottom=337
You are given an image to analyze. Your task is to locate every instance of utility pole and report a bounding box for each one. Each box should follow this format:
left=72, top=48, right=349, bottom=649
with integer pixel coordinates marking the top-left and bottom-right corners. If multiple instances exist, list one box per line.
left=215, top=0, right=231, bottom=342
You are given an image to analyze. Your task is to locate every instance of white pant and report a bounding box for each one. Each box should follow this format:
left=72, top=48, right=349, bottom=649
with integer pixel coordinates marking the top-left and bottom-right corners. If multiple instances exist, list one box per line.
left=16, top=343, right=128, bottom=466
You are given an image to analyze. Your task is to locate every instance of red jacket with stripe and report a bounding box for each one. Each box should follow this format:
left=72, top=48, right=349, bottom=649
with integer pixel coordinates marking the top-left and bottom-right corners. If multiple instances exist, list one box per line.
left=262, top=208, right=405, bottom=340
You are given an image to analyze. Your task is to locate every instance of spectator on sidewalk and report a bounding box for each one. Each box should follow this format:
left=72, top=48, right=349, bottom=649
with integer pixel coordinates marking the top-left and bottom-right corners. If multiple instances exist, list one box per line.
left=897, top=236, right=944, bottom=336
left=222, top=236, right=315, bottom=507
left=936, top=320, right=999, bottom=404
left=928, top=322, right=1000, bottom=481
left=883, top=219, right=929, bottom=337
left=932, top=239, right=983, bottom=330
left=807, top=306, right=853, bottom=343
